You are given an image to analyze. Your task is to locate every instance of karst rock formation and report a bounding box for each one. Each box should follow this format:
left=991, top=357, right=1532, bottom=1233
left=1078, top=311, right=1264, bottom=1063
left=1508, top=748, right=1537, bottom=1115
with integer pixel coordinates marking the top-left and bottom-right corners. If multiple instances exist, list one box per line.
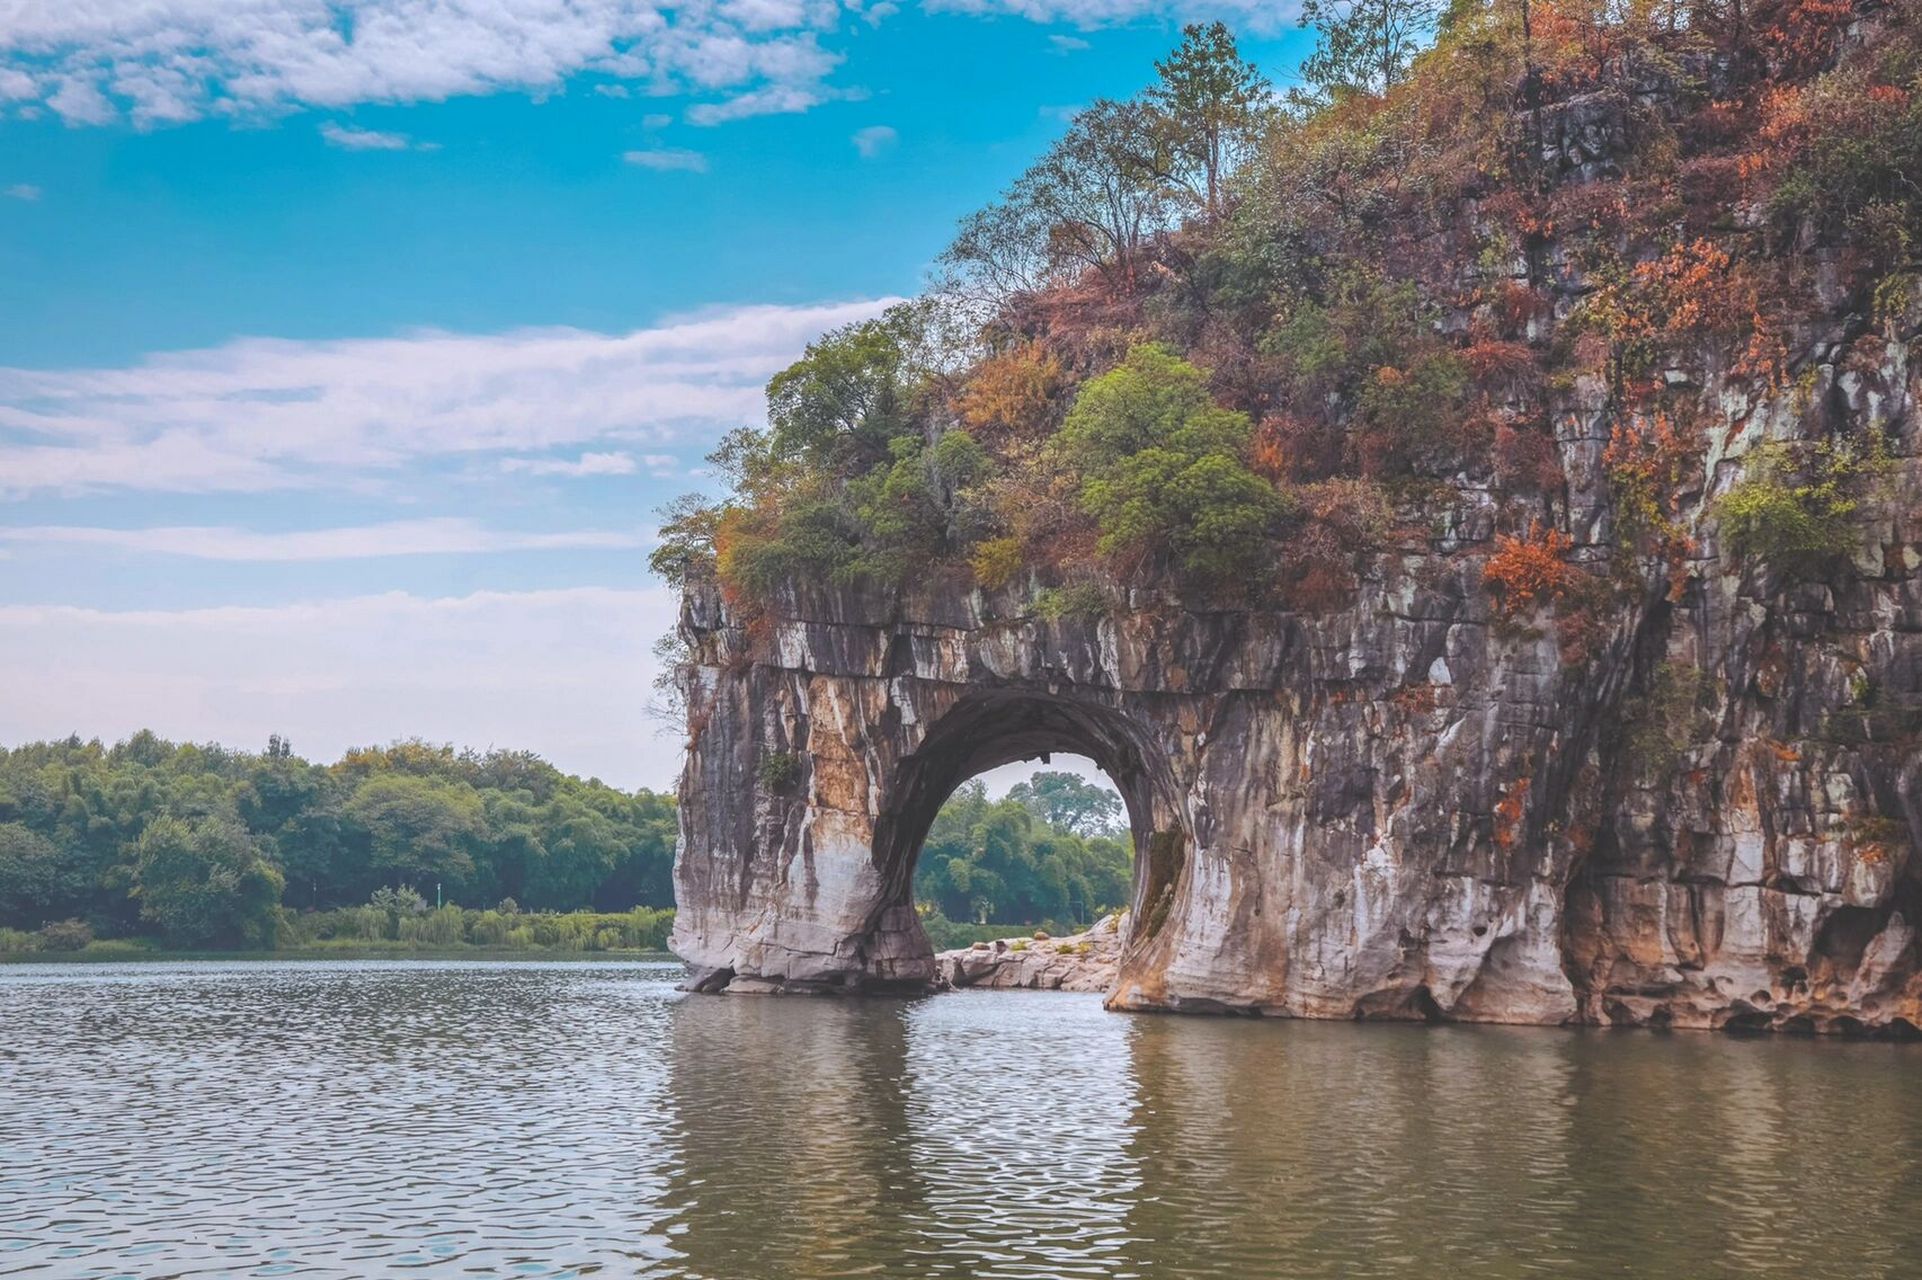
left=671, top=28, right=1922, bottom=1035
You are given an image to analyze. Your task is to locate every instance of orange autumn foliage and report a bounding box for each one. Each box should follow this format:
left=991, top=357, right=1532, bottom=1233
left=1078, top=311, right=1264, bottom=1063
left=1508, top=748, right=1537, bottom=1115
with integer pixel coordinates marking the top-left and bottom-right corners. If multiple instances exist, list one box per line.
left=954, top=344, right=1066, bottom=453
left=1494, top=776, right=1532, bottom=852
left=1483, top=523, right=1581, bottom=620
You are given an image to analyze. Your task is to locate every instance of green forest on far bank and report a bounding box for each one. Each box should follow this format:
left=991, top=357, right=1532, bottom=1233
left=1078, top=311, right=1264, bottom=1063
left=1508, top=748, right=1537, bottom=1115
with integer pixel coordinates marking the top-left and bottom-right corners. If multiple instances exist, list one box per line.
left=0, top=733, right=1131, bottom=958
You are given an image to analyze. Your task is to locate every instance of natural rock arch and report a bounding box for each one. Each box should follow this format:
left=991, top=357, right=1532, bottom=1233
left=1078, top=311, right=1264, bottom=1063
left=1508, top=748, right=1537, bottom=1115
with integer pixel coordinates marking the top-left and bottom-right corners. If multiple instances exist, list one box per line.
left=669, top=500, right=1922, bottom=1033
left=667, top=575, right=1215, bottom=1002
left=667, top=567, right=1592, bottom=1017
left=867, top=689, right=1191, bottom=1001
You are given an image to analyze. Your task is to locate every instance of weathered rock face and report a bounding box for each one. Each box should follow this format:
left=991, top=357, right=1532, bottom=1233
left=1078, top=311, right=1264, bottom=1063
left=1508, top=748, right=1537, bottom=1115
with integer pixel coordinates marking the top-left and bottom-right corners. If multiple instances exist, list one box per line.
left=671, top=300, right=1922, bottom=1035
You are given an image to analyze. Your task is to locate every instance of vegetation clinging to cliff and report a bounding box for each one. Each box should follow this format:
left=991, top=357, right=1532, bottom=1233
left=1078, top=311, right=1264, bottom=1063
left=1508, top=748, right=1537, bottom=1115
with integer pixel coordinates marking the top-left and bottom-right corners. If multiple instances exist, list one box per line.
left=653, top=0, right=1917, bottom=622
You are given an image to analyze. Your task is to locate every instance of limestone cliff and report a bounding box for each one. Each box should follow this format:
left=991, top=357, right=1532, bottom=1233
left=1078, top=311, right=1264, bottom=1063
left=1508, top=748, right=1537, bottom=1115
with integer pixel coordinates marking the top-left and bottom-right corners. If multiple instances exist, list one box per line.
left=668, top=7, right=1922, bottom=1033
left=670, top=293, right=1921, bottom=1032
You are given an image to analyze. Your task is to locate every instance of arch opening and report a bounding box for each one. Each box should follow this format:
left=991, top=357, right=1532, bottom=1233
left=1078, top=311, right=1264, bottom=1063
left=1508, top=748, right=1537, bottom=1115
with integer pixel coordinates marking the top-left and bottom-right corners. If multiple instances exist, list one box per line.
left=866, top=691, right=1189, bottom=988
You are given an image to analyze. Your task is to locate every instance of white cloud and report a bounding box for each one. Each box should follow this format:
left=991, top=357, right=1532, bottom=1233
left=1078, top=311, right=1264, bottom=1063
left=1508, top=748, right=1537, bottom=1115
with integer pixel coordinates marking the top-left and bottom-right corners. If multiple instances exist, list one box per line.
left=927, top=0, right=1292, bottom=28
left=0, top=518, right=646, bottom=561
left=0, top=298, right=900, bottom=497
left=3, top=183, right=40, bottom=201
left=851, top=123, right=896, bottom=158
left=0, top=1, right=851, bottom=128
left=686, top=82, right=834, bottom=125
left=720, top=0, right=819, bottom=34
left=1048, top=33, right=1090, bottom=52
left=320, top=121, right=412, bottom=150
left=501, top=450, right=643, bottom=477
left=46, top=76, right=114, bottom=124
left=642, top=111, right=673, bottom=128
left=623, top=146, right=709, bottom=171
left=0, top=587, right=685, bottom=787
left=0, top=1, right=1294, bottom=130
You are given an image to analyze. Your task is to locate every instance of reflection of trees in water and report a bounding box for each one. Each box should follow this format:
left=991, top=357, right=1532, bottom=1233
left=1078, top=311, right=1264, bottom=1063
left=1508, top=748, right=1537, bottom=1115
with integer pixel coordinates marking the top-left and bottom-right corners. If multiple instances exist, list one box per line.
left=659, top=995, right=928, bottom=1280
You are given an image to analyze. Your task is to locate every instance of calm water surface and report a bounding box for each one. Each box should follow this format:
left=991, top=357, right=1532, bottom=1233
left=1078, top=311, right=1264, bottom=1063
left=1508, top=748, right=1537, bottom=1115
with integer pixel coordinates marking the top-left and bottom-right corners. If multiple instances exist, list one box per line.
left=2, top=960, right=1919, bottom=1279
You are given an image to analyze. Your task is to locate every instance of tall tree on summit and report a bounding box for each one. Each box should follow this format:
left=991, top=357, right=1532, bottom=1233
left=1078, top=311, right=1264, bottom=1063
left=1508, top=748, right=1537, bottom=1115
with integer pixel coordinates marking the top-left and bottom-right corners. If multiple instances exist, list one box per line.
left=1299, top=0, right=1446, bottom=96
left=1148, top=21, right=1273, bottom=220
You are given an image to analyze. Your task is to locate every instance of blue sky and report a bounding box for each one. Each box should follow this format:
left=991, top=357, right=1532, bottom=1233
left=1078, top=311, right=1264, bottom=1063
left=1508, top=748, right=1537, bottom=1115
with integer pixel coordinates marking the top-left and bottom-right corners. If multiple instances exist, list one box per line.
left=0, top=1, right=1313, bottom=787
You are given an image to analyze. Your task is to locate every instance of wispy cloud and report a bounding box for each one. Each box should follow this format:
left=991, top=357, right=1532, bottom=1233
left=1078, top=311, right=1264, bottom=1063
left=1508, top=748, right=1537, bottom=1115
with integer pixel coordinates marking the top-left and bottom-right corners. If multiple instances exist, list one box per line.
left=687, top=83, right=842, bottom=125
left=0, top=1, right=1290, bottom=130
left=851, top=124, right=897, bottom=158
left=929, top=0, right=1291, bottom=28
left=1048, top=34, right=1091, bottom=52
left=320, top=122, right=432, bottom=151
left=0, top=298, right=900, bottom=498
left=500, top=451, right=652, bottom=478
left=623, top=147, right=709, bottom=172
left=0, top=518, right=647, bottom=562
left=3, top=183, right=40, bottom=201
left=0, top=587, right=682, bottom=787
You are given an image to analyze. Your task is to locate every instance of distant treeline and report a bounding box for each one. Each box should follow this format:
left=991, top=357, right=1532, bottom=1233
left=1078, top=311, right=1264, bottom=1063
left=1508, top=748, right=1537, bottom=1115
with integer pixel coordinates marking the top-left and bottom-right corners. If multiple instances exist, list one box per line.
left=914, top=772, right=1133, bottom=932
left=0, top=734, right=1132, bottom=954
left=0, top=732, right=677, bottom=950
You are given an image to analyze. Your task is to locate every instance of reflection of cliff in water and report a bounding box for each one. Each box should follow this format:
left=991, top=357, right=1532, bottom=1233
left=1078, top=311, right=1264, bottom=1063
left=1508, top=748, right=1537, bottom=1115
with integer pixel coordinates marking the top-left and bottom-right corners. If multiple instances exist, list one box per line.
left=658, top=990, right=1144, bottom=1279
left=658, top=993, right=929, bottom=1279
left=1122, top=1017, right=1922, bottom=1278
left=656, top=986, right=1922, bottom=1279
left=1121, top=1018, right=1587, bottom=1277
left=6, top=965, right=1922, bottom=1280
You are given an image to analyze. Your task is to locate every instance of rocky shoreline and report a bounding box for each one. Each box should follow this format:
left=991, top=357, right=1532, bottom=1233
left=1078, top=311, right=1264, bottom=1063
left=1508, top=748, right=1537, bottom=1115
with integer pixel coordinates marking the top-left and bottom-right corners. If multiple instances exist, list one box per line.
left=934, top=913, right=1126, bottom=993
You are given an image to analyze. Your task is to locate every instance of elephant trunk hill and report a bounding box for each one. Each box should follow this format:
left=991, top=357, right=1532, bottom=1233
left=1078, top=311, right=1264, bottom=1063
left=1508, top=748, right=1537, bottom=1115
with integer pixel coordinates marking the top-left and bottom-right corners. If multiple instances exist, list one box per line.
left=666, top=2, right=1922, bottom=1034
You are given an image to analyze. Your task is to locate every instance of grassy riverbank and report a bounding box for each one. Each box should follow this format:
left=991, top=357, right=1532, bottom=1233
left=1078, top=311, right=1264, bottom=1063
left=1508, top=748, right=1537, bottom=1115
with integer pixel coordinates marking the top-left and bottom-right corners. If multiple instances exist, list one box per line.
left=4, top=906, right=1104, bottom=962
left=0, top=904, right=676, bottom=962
left=0, top=939, right=678, bottom=963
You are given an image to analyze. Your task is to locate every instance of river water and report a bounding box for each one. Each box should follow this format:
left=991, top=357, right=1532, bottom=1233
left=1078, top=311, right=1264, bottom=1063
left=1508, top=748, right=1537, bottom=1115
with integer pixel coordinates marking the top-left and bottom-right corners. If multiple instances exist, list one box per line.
left=2, top=959, right=1919, bottom=1279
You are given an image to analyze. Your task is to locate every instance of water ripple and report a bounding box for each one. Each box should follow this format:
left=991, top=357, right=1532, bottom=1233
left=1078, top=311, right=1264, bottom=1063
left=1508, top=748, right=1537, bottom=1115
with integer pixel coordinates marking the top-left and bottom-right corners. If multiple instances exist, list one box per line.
left=2, top=961, right=1920, bottom=1278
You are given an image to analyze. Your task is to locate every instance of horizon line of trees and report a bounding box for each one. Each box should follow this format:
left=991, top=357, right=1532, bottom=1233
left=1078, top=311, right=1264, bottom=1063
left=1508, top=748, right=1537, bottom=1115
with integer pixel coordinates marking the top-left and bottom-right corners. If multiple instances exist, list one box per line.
left=0, top=731, right=679, bottom=950
left=0, top=733, right=1135, bottom=951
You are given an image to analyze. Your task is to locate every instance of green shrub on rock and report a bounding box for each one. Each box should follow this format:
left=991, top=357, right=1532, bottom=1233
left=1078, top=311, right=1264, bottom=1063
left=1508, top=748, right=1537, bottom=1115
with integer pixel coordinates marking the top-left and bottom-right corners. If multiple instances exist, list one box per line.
left=1714, top=439, right=1890, bottom=578
left=1057, top=344, right=1288, bottom=583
